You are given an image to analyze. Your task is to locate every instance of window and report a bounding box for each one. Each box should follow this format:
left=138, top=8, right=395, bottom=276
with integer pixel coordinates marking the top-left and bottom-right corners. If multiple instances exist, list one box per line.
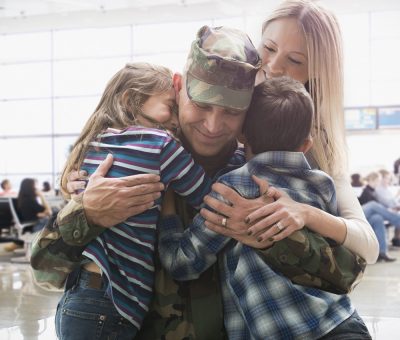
left=0, top=62, right=51, bottom=99
left=54, top=96, right=100, bottom=134
left=54, top=26, right=131, bottom=59
left=0, top=100, right=52, bottom=136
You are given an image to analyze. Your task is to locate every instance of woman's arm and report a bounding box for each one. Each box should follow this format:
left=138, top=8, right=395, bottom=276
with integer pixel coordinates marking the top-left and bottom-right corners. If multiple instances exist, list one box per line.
left=203, top=175, right=379, bottom=264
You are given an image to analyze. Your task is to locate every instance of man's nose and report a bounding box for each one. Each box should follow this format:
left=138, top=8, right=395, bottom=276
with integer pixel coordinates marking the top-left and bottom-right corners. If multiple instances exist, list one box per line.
left=204, top=111, right=223, bottom=134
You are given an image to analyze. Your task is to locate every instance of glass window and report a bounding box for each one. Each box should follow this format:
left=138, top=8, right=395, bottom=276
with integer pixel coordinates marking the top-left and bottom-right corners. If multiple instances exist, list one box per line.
left=54, top=26, right=131, bottom=59
left=133, top=52, right=187, bottom=73
left=371, top=79, right=400, bottom=106
left=3, top=137, right=53, bottom=173
left=371, top=39, right=400, bottom=81
left=379, top=107, right=400, bottom=128
left=0, top=100, right=52, bottom=136
left=53, top=57, right=128, bottom=97
left=0, top=32, right=51, bottom=63
left=371, top=11, right=400, bottom=39
left=54, top=136, right=78, bottom=174
left=340, top=13, right=371, bottom=107
left=54, top=96, right=100, bottom=134
left=345, top=108, right=377, bottom=130
left=133, top=21, right=211, bottom=54
left=0, top=62, right=51, bottom=99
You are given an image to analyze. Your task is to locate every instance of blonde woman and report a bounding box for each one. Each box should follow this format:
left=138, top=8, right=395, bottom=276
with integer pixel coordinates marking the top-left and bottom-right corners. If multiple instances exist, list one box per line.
left=197, top=0, right=376, bottom=338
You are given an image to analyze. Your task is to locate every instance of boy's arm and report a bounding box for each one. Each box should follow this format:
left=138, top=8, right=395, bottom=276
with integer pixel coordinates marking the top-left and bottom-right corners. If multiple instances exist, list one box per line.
left=158, top=193, right=232, bottom=281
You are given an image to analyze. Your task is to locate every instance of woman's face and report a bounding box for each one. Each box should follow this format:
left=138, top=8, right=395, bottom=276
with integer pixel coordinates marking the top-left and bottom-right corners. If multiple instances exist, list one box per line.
left=257, top=18, right=309, bottom=85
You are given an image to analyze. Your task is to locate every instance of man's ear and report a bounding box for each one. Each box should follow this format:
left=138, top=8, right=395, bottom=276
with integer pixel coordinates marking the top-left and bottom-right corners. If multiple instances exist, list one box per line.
left=297, top=136, right=313, bottom=153
left=173, top=73, right=182, bottom=103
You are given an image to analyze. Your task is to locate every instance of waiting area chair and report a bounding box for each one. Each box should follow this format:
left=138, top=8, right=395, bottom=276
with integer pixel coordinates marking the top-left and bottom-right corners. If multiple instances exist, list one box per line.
left=0, top=197, right=38, bottom=263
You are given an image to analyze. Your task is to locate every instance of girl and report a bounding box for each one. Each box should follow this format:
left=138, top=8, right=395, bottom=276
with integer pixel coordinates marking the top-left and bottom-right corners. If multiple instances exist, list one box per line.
left=55, top=63, right=211, bottom=340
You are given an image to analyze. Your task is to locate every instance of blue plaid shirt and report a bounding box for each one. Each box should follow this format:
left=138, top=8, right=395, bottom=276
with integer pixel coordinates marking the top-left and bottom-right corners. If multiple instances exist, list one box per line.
left=159, top=151, right=354, bottom=339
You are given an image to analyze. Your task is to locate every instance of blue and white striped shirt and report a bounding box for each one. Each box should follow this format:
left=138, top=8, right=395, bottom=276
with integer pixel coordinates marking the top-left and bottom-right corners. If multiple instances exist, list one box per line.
left=80, top=126, right=211, bottom=331
left=159, top=151, right=354, bottom=339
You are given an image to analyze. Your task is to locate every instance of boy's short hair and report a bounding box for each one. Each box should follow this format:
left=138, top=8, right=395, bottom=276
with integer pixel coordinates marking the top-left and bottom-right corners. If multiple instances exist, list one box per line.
left=243, top=76, right=314, bottom=154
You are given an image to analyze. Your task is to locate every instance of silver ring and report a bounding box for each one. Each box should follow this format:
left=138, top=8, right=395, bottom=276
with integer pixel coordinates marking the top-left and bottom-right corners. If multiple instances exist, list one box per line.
left=222, top=217, right=227, bottom=228
left=276, top=221, right=285, bottom=231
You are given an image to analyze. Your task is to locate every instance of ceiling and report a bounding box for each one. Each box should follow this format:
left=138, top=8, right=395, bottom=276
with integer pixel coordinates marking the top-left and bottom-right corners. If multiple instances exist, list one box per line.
left=0, top=0, right=211, bottom=18
left=1, top=0, right=400, bottom=19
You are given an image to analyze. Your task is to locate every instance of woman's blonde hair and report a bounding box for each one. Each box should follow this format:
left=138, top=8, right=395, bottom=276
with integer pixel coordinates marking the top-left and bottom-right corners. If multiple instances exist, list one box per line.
left=60, top=62, right=173, bottom=197
left=262, top=0, right=347, bottom=177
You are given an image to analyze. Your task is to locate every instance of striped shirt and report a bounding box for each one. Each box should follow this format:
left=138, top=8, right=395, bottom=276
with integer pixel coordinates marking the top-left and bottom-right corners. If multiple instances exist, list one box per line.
left=80, top=126, right=211, bottom=332
left=159, top=151, right=355, bottom=339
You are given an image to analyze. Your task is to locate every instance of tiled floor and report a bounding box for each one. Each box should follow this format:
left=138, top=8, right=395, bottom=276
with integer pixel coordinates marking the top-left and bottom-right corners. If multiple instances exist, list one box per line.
left=0, top=243, right=399, bottom=340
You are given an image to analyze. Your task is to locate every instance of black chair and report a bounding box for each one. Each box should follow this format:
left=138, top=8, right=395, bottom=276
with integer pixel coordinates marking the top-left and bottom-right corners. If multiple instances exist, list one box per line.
left=0, top=198, right=15, bottom=242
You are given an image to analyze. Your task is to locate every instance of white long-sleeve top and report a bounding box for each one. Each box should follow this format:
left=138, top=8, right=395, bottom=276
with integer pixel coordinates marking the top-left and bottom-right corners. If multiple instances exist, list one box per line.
left=334, top=173, right=379, bottom=264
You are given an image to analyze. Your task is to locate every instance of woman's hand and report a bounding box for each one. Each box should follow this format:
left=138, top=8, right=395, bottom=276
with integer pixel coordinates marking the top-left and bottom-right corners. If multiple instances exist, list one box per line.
left=68, top=154, right=164, bottom=227
left=201, top=176, right=275, bottom=248
left=201, top=176, right=309, bottom=247
left=245, top=187, right=308, bottom=243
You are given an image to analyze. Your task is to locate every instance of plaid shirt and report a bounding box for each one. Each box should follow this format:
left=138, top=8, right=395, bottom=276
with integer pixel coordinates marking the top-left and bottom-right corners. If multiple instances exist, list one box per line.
left=159, top=151, right=354, bottom=339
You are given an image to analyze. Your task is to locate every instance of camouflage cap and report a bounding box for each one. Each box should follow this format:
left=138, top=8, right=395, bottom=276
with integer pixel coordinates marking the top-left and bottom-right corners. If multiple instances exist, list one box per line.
left=185, top=25, right=261, bottom=111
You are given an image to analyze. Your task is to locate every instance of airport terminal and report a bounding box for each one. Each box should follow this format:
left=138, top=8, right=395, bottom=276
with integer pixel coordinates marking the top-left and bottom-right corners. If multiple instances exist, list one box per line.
left=0, top=0, right=400, bottom=339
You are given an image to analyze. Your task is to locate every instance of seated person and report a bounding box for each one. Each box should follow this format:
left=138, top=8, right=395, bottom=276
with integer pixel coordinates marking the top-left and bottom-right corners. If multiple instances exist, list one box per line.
left=376, top=169, right=400, bottom=211
left=4, top=178, right=52, bottom=252
left=351, top=173, right=364, bottom=187
left=0, top=179, right=17, bottom=197
left=360, top=171, right=400, bottom=260
left=159, top=77, right=366, bottom=339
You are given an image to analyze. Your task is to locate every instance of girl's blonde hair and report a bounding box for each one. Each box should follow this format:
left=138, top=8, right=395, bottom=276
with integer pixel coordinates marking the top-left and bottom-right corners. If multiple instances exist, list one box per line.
left=262, top=0, right=347, bottom=177
left=60, top=62, right=173, bottom=197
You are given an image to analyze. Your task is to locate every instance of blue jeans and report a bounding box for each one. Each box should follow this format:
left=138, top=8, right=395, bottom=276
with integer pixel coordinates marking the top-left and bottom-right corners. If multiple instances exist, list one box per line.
left=319, top=311, right=371, bottom=340
left=362, top=201, right=400, bottom=253
left=55, top=269, right=138, bottom=340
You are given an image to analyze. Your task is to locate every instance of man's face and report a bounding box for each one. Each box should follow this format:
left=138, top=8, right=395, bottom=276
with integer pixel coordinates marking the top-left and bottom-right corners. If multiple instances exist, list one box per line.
left=177, top=82, right=247, bottom=158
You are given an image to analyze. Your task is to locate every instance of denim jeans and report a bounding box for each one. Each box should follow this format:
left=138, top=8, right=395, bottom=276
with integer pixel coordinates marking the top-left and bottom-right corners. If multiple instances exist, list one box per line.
left=362, top=201, right=400, bottom=253
left=55, top=269, right=138, bottom=340
left=319, top=311, right=372, bottom=340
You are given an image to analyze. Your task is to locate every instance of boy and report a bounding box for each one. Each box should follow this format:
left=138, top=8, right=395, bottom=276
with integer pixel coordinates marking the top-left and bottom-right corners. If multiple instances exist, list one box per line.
left=159, top=76, right=365, bottom=339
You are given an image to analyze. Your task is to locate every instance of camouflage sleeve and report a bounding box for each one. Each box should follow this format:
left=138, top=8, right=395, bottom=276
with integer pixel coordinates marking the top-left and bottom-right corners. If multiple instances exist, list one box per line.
left=30, top=194, right=106, bottom=289
left=57, top=193, right=106, bottom=246
left=256, top=228, right=366, bottom=294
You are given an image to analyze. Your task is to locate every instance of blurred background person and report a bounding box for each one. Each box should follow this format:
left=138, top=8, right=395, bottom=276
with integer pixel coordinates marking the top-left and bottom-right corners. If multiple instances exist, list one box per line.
left=360, top=171, right=400, bottom=261
left=41, top=181, right=55, bottom=196
left=0, top=179, right=17, bottom=197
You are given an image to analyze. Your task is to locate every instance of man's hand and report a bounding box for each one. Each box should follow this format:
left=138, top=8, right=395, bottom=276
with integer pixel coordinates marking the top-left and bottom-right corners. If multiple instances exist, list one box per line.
left=68, top=154, right=164, bottom=227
